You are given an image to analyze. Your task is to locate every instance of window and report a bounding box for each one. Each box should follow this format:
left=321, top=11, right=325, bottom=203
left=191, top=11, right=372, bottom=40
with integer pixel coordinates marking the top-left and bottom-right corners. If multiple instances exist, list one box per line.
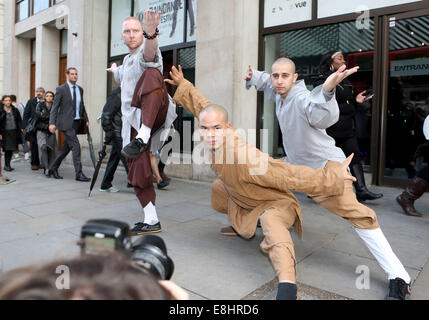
left=16, top=0, right=65, bottom=22
left=176, top=47, right=196, bottom=154
left=33, top=0, right=50, bottom=14
left=110, top=0, right=132, bottom=58
left=16, top=0, right=29, bottom=21
left=31, top=39, right=36, bottom=63
left=61, top=29, right=68, bottom=55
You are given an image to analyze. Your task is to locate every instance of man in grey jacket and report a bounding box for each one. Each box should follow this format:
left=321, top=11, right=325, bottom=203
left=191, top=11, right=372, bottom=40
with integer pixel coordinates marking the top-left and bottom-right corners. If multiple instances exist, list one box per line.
left=245, top=58, right=411, bottom=300
left=48, top=67, right=90, bottom=182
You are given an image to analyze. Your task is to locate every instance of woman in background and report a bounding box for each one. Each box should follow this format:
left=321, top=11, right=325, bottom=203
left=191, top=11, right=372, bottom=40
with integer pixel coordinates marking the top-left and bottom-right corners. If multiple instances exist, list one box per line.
left=314, top=51, right=383, bottom=202
left=0, top=95, right=22, bottom=172
left=34, top=91, right=57, bottom=176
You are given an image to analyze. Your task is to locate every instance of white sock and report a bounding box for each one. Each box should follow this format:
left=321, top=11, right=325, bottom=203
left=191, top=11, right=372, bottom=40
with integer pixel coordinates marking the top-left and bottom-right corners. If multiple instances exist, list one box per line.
left=143, top=202, right=159, bottom=225
left=136, top=124, right=151, bottom=144
left=354, top=227, right=410, bottom=283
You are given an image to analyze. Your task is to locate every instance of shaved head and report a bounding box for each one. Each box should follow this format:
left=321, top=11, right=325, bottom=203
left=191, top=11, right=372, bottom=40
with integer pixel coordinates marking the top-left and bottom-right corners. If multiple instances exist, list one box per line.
left=122, top=17, right=143, bottom=30
left=270, top=57, right=298, bottom=99
left=198, top=104, right=231, bottom=151
left=199, top=104, right=229, bottom=123
left=272, top=57, right=296, bottom=74
left=122, top=16, right=144, bottom=53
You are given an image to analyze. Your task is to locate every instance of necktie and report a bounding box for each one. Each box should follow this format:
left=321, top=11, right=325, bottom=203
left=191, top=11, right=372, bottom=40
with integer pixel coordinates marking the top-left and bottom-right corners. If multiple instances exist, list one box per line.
left=73, top=86, right=78, bottom=119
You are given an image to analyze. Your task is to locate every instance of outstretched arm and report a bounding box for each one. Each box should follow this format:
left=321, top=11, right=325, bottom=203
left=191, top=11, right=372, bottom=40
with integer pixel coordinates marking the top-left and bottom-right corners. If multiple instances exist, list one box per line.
left=165, top=65, right=211, bottom=118
left=304, top=64, right=360, bottom=129
left=323, top=64, right=359, bottom=92
left=107, top=63, right=123, bottom=85
left=244, top=65, right=277, bottom=102
left=142, top=10, right=161, bottom=62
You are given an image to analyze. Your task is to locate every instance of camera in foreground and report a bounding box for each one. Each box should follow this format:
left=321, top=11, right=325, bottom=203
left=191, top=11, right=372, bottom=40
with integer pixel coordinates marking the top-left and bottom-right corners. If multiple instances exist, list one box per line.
left=79, top=219, right=174, bottom=280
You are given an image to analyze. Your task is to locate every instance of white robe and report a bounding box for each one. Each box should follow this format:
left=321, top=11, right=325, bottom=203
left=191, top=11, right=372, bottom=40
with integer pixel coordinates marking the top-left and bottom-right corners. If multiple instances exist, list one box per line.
left=246, top=70, right=345, bottom=169
left=114, top=43, right=177, bottom=147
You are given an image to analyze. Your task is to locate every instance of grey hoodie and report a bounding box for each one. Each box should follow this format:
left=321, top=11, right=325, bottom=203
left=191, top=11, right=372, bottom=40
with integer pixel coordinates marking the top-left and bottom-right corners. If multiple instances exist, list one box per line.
left=246, top=69, right=346, bottom=169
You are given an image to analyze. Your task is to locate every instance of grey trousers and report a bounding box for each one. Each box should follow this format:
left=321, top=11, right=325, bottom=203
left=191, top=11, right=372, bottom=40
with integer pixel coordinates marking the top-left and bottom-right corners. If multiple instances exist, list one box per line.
left=37, top=131, right=57, bottom=171
left=49, top=120, right=82, bottom=175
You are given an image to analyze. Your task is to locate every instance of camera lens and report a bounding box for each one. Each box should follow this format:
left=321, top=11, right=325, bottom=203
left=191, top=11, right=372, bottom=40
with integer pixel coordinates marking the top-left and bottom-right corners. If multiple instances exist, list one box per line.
left=131, top=235, right=174, bottom=280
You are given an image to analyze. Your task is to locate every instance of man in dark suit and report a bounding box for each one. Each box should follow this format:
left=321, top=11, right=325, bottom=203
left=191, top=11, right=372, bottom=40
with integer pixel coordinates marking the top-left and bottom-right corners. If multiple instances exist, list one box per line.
left=22, top=87, right=45, bottom=170
left=48, top=67, right=91, bottom=182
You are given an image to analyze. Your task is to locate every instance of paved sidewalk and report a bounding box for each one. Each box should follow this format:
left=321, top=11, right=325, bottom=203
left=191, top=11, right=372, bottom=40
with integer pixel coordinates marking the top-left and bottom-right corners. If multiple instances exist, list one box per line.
left=1, top=160, right=429, bottom=300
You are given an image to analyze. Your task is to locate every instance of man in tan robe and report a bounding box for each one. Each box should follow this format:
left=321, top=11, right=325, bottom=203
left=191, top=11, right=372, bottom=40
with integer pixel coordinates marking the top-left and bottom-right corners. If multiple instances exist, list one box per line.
left=165, top=66, right=356, bottom=300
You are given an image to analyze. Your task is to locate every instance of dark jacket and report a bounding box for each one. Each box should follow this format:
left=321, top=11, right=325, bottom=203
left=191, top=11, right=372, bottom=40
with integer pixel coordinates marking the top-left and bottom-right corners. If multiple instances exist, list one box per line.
left=35, top=102, right=53, bottom=133
left=314, top=75, right=357, bottom=139
left=0, top=105, right=22, bottom=150
left=101, top=87, right=122, bottom=145
left=22, top=97, right=39, bottom=142
left=50, top=83, right=88, bottom=132
left=0, top=105, right=22, bottom=133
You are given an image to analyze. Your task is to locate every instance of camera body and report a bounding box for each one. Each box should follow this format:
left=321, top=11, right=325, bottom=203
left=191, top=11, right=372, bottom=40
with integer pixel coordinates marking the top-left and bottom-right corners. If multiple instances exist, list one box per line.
left=80, top=219, right=174, bottom=280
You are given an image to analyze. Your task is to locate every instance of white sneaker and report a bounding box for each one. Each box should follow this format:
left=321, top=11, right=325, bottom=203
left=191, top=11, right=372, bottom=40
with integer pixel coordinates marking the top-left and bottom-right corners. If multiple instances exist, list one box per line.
left=99, top=187, right=120, bottom=193
left=24, top=153, right=30, bottom=161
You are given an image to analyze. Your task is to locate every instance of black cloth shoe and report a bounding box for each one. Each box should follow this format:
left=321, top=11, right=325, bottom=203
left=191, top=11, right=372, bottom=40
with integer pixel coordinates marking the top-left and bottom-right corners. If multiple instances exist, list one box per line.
left=157, top=180, right=170, bottom=190
left=131, top=222, right=161, bottom=236
left=121, top=138, right=148, bottom=159
left=76, top=172, right=91, bottom=182
left=48, top=169, right=63, bottom=179
left=3, top=165, right=14, bottom=172
left=386, top=278, right=411, bottom=300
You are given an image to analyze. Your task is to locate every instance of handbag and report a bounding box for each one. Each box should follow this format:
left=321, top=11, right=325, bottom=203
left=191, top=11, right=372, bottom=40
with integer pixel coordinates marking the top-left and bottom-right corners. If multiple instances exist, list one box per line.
left=25, top=116, right=38, bottom=135
left=77, top=119, right=89, bottom=135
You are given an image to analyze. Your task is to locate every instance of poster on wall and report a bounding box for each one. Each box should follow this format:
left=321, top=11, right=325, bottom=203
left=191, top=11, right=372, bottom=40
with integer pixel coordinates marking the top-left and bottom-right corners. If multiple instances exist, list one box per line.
left=318, top=0, right=423, bottom=19
left=264, top=0, right=312, bottom=28
left=186, top=0, right=197, bottom=42
left=134, top=0, right=185, bottom=48
left=110, top=0, right=132, bottom=57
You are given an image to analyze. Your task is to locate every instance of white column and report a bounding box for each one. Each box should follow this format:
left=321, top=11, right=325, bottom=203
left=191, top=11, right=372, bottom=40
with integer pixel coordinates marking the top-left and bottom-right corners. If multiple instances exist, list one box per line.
left=192, top=0, right=259, bottom=180
left=35, top=25, right=60, bottom=92
left=2, top=0, right=31, bottom=103
left=16, top=39, right=32, bottom=102
left=80, top=0, right=109, bottom=148
left=231, top=0, right=259, bottom=133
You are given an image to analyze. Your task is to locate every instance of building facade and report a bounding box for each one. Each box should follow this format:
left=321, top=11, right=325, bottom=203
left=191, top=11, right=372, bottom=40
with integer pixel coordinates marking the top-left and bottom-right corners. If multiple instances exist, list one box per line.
left=2, top=0, right=429, bottom=187
left=260, top=0, right=429, bottom=187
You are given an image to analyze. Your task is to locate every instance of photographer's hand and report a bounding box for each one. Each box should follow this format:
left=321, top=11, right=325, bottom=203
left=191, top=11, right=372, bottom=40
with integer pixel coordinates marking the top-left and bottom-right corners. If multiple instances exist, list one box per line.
left=159, top=280, right=189, bottom=300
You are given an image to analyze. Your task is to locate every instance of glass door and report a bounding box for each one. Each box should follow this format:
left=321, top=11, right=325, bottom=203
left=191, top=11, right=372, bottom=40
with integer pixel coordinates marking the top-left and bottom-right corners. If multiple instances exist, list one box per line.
left=379, top=10, right=429, bottom=187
